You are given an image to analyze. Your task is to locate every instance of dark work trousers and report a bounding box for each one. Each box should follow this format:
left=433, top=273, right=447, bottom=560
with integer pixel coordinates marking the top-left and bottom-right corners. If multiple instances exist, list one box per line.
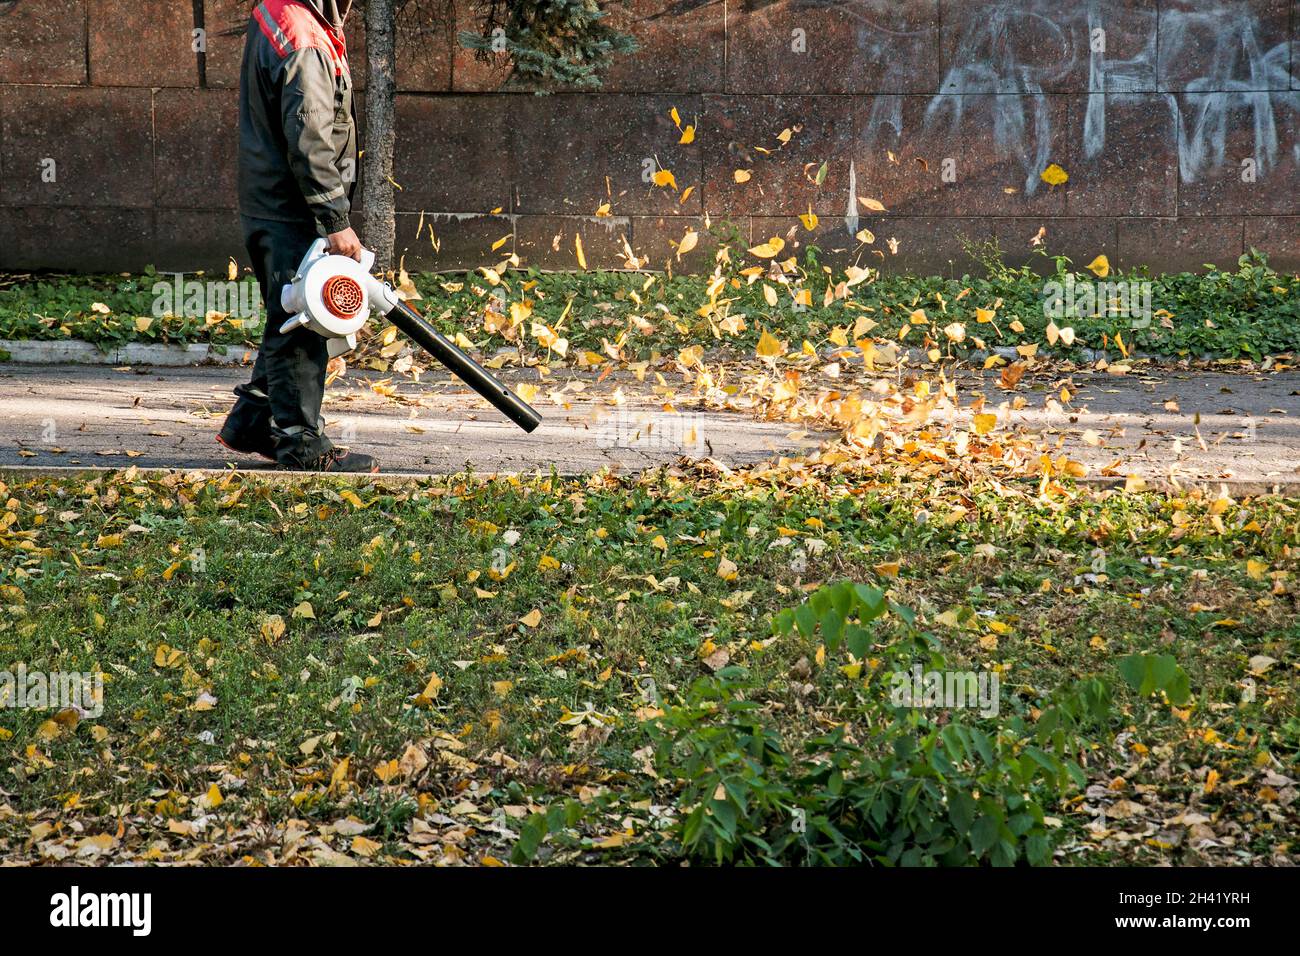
left=223, top=216, right=334, bottom=466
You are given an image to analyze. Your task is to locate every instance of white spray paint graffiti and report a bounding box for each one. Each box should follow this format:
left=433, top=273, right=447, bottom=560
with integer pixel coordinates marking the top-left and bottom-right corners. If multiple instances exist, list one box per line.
left=840, top=0, right=1298, bottom=233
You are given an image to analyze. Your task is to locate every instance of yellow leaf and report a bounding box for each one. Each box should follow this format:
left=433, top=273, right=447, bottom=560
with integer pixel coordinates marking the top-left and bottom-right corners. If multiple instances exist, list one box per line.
left=352, top=836, right=383, bottom=857
left=717, top=556, right=738, bottom=581
left=651, top=534, right=667, bottom=553
left=575, top=233, right=587, bottom=270
left=676, top=227, right=698, bottom=260
left=799, top=210, right=819, bottom=230
left=678, top=125, right=695, bottom=145
left=652, top=169, right=677, bottom=190
left=972, top=413, right=996, bottom=436
left=1040, top=163, right=1069, bottom=186
left=756, top=330, right=786, bottom=359
left=260, top=614, right=286, bottom=644
left=201, top=783, right=224, bottom=809
left=419, top=672, right=443, bottom=701
left=292, top=601, right=315, bottom=620
left=374, top=759, right=400, bottom=784
left=520, top=609, right=542, bottom=628
left=1086, top=254, right=1110, bottom=278
left=748, top=237, right=784, bottom=259
left=858, top=196, right=886, bottom=212
left=329, top=756, right=351, bottom=793
left=734, top=169, right=751, bottom=183
left=154, top=644, right=183, bottom=669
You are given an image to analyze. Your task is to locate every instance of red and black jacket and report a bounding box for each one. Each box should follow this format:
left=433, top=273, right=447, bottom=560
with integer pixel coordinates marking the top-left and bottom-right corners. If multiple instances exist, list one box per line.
left=237, top=0, right=356, bottom=234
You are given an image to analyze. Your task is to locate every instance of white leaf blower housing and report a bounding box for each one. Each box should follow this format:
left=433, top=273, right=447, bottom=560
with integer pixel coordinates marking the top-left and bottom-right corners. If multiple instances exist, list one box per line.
left=278, top=238, right=400, bottom=357
left=272, top=237, right=543, bottom=432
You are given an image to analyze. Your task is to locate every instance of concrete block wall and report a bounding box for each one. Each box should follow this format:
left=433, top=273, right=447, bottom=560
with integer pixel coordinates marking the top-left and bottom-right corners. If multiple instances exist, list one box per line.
left=0, top=0, right=1296, bottom=275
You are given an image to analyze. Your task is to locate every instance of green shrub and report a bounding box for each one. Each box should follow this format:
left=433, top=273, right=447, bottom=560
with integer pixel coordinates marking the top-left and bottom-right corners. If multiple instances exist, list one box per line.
left=514, top=581, right=1117, bottom=867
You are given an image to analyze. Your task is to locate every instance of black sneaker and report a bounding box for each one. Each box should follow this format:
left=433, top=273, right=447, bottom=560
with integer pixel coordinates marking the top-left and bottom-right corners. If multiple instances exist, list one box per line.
left=216, top=428, right=277, bottom=462
left=279, top=448, right=380, bottom=474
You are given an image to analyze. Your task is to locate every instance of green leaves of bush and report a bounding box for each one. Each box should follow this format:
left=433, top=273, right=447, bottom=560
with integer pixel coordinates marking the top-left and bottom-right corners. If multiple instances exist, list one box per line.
left=1118, top=653, right=1191, bottom=705
left=772, top=580, right=915, bottom=659
left=639, top=582, right=1115, bottom=866
left=512, top=582, right=1159, bottom=867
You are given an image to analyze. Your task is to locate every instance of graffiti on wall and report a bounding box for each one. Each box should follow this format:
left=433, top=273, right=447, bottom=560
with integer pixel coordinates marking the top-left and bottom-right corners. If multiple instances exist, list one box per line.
left=806, top=0, right=1299, bottom=234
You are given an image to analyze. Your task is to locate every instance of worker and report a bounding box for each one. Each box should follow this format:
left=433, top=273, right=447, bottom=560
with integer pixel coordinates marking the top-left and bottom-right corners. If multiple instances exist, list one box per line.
left=218, top=0, right=378, bottom=472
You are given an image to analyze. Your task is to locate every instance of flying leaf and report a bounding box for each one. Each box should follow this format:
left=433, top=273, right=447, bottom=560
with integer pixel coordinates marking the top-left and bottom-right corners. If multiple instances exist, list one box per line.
left=1040, top=163, right=1069, bottom=186
left=748, top=237, right=785, bottom=259
left=1086, top=254, right=1110, bottom=278
left=756, top=330, right=787, bottom=359
left=652, top=169, right=677, bottom=190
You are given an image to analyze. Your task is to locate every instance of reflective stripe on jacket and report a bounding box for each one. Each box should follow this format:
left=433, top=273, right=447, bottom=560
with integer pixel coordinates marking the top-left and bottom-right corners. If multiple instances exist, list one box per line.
left=238, top=0, right=356, bottom=234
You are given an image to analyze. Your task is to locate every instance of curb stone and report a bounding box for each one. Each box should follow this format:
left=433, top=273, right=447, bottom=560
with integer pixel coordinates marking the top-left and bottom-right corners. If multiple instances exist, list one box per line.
left=0, top=340, right=257, bottom=367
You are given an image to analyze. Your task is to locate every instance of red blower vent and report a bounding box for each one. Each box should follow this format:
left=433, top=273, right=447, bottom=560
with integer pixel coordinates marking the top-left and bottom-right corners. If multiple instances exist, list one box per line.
left=322, top=275, right=365, bottom=318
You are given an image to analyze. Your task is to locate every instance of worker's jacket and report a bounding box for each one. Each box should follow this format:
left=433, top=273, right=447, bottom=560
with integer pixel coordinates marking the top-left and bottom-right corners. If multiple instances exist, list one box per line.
left=238, top=0, right=356, bottom=234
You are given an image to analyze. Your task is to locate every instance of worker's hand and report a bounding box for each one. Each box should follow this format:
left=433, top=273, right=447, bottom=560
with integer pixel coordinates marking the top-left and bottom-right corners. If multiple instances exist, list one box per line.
left=327, top=226, right=363, bottom=262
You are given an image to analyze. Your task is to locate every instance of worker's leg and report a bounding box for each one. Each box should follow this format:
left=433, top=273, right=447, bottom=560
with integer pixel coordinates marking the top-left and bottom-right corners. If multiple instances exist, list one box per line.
left=221, top=217, right=334, bottom=466
left=218, top=221, right=277, bottom=458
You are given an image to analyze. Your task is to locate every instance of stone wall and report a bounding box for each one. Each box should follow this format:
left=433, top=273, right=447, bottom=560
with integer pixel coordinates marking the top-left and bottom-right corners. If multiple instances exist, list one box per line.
left=0, top=0, right=1297, bottom=276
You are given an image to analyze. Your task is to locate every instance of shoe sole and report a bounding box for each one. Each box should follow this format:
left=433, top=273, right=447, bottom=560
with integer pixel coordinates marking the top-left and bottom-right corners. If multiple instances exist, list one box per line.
left=275, top=465, right=382, bottom=474
left=270, top=456, right=381, bottom=474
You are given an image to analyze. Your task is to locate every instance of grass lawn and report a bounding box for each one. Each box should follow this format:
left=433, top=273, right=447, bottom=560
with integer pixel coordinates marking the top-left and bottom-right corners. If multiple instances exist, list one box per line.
left=1, top=467, right=1295, bottom=865
left=3, top=248, right=1298, bottom=363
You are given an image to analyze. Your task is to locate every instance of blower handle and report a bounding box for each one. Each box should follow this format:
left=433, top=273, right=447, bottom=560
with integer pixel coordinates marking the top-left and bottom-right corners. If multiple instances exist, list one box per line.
left=381, top=299, right=542, bottom=434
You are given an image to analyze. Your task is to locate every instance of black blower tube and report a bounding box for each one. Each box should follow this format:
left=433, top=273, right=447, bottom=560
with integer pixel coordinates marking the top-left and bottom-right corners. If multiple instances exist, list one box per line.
left=381, top=300, right=542, bottom=433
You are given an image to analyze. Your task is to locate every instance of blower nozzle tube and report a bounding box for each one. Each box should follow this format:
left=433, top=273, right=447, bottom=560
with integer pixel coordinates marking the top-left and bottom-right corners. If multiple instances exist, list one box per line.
left=382, top=300, right=542, bottom=434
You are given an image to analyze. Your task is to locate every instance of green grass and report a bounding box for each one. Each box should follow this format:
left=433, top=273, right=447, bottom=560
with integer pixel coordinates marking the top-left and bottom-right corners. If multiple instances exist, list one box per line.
left=0, top=470, right=1295, bottom=865
left=3, top=247, right=1297, bottom=360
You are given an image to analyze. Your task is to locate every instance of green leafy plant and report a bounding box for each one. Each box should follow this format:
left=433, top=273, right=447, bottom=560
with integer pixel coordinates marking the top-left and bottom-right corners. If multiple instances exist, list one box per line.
left=513, top=582, right=1116, bottom=867
left=1118, top=652, right=1192, bottom=705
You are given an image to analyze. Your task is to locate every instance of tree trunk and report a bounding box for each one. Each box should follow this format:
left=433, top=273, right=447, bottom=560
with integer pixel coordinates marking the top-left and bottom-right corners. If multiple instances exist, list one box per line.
left=362, top=0, right=398, bottom=273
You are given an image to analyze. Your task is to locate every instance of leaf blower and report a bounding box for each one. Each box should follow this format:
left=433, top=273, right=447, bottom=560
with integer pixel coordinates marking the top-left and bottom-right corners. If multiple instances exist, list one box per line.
left=279, top=239, right=542, bottom=433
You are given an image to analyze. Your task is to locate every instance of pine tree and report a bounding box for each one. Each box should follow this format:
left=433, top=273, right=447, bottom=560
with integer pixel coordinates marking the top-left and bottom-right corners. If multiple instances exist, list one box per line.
left=459, top=0, right=637, bottom=88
